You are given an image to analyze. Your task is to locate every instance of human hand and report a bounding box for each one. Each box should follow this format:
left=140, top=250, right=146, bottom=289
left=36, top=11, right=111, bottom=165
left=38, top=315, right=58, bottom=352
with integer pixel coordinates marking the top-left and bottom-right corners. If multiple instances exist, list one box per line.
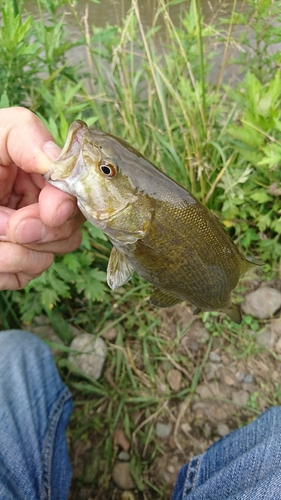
left=0, top=107, right=85, bottom=290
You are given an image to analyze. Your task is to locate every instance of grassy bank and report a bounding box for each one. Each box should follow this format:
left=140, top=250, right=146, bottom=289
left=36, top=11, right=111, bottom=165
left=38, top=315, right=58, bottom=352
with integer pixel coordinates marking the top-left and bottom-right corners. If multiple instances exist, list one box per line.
left=0, top=0, right=281, bottom=497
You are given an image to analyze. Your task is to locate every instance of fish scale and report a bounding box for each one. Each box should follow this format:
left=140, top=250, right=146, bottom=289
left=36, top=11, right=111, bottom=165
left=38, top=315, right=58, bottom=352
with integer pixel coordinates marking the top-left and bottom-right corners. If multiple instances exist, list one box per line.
left=45, top=120, right=263, bottom=324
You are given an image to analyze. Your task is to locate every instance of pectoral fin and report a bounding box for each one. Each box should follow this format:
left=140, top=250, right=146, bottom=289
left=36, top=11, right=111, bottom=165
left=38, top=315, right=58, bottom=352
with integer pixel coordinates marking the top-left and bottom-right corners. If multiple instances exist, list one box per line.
left=107, top=247, right=134, bottom=290
left=149, top=288, right=182, bottom=308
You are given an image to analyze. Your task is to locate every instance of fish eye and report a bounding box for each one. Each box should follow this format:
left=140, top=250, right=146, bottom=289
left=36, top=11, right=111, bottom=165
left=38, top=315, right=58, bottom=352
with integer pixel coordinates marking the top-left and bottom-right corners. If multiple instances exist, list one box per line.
left=99, top=163, right=117, bottom=178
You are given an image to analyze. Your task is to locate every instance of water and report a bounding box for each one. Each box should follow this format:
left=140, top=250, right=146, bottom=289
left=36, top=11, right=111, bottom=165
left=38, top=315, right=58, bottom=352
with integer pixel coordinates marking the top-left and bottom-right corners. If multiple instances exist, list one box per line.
left=63, top=0, right=241, bottom=30
left=56, top=0, right=245, bottom=84
left=24, top=0, right=255, bottom=84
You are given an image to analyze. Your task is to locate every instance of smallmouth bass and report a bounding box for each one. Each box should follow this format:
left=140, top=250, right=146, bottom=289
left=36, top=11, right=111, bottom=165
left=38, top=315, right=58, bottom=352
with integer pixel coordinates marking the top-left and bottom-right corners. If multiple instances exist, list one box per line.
left=45, top=120, right=262, bottom=323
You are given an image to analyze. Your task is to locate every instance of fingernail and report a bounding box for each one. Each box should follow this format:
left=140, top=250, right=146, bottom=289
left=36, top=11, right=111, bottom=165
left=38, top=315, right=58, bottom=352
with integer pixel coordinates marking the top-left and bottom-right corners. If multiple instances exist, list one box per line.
left=54, top=200, right=76, bottom=227
left=43, top=140, right=61, bottom=161
left=15, top=218, right=47, bottom=244
left=0, top=212, right=9, bottom=236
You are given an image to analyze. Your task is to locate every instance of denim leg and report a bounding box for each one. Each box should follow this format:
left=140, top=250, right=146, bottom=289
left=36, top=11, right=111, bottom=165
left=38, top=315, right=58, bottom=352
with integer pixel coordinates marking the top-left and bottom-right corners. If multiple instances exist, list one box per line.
left=172, top=406, right=281, bottom=500
left=0, top=330, right=73, bottom=500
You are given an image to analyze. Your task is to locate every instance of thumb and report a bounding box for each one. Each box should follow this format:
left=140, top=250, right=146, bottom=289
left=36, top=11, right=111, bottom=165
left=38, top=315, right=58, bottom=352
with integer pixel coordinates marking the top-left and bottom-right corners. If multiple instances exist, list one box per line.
left=0, top=107, right=61, bottom=174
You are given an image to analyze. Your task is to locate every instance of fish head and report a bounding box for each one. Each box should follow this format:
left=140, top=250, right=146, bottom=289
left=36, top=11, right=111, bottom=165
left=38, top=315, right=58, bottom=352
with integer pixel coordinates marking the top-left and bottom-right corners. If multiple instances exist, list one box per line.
left=45, top=120, right=139, bottom=227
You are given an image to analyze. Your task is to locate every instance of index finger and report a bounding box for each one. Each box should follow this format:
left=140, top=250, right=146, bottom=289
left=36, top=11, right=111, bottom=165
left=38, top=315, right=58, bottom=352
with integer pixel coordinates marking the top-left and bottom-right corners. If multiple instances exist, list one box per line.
left=0, top=107, right=61, bottom=174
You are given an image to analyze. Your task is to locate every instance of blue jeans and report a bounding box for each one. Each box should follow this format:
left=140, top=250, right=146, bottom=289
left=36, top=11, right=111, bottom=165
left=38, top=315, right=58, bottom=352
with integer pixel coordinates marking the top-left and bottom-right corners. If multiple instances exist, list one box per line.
left=1, top=330, right=281, bottom=500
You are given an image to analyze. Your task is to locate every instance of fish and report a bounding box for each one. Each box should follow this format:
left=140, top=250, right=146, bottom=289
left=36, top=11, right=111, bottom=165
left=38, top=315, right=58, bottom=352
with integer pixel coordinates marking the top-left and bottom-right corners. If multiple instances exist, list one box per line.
left=45, top=120, right=263, bottom=324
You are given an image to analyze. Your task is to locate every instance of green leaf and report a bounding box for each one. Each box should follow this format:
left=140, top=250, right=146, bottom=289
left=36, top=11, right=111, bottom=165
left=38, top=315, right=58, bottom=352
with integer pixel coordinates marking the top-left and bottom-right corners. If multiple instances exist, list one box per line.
left=0, top=92, right=10, bottom=108
left=45, top=306, right=73, bottom=344
left=250, top=191, right=272, bottom=203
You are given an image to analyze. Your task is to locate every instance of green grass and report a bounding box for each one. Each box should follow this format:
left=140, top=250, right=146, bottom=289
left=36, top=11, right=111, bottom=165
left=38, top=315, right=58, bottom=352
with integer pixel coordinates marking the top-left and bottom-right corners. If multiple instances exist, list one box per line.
left=1, top=0, right=281, bottom=497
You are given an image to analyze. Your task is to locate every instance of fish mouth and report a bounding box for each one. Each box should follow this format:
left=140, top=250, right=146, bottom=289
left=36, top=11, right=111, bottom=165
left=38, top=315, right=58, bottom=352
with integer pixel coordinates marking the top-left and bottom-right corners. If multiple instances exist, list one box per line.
left=44, top=170, right=52, bottom=181
left=44, top=121, right=89, bottom=181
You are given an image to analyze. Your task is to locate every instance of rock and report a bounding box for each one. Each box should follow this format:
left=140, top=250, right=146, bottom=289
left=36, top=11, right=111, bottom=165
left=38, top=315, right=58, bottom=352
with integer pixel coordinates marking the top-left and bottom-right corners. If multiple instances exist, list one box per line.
left=244, top=374, right=253, bottom=384
left=209, top=351, right=221, bottom=363
left=196, top=382, right=221, bottom=399
left=180, top=320, right=210, bottom=353
left=167, top=369, right=181, bottom=391
left=193, top=401, right=231, bottom=421
left=204, top=362, right=220, bottom=381
left=155, top=422, right=172, bottom=439
left=270, top=319, right=281, bottom=336
left=100, top=321, right=118, bottom=341
left=189, top=340, right=200, bottom=352
left=242, top=383, right=256, bottom=393
left=189, top=321, right=210, bottom=343
left=220, top=369, right=236, bottom=386
left=275, top=337, right=281, bottom=354
left=241, top=287, right=281, bottom=319
left=118, top=451, right=130, bottom=461
left=236, top=370, right=246, bottom=383
left=203, top=422, right=212, bottom=438
left=217, top=423, right=230, bottom=437
left=29, top=322, right=64, bottom=357
left=113, top=428, right=131, bottom=452
left=232, top=390, right=249, bottom=406
left=256, top=330, right=276, bottom=348
left=69, top=334, right=107, bottom=380
left=196, top=384, right=213, bottom=399
left=112, top=462, right=135, bottom=490
left=155, top=375, right=167, bottom=395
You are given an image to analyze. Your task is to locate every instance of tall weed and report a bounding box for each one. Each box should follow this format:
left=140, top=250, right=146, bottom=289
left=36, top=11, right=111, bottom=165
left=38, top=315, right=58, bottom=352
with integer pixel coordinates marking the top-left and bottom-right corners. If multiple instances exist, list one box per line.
left=0, top=0, right=280, bottom=325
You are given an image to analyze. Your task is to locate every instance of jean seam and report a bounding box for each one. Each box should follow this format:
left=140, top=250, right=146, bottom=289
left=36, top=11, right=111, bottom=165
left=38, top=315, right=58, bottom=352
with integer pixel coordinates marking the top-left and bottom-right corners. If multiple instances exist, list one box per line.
left=41, top=387, right=72, bottom=500
left=182, top=455, right=201, bottom=498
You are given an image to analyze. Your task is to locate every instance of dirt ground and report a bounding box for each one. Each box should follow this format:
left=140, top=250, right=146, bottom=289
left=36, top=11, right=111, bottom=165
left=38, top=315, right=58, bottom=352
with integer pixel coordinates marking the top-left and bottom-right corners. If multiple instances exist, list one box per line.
left=68, top=281, right=281, bottom=500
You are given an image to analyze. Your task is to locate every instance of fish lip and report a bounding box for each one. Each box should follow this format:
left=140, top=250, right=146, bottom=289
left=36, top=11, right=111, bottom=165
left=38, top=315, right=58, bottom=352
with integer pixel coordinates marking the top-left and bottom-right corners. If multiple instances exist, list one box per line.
left=44, top=170, right=52, bottom=181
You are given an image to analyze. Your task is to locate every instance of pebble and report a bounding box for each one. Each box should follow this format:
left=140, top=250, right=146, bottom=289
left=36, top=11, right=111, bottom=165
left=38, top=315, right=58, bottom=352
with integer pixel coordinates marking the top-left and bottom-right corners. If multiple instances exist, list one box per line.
left=275, top=337, right=281, bottom=354
left=232, top=389, right=249, bottom=406
left=196, top=384, right=213, bottom=399
left=196, top=382, right=221, bottom=399
left=220, top=369, right=236, bottom=386
left=118, top=451, right=130, bottom=462
left=181, top=422, right=192, bottom=436
left=69, top=334, right=107, bottom=380
left=189, top=340, right=200, bottom=352
left=270, top=319, right=281, bottom=336
left=100, top=321, right=118, bottom=341
left=112, top=462, right=135, bottom=490
left=217, top=423, right=230, bottom=437
left=155, top=422, right=172, bottom=439
left=244, top=374, right=253, bottom=384
left=209, top=351, right=221, bottom=363
left=167, top=369, right=182, bottom=391
left=241, top=287, right=281, bottom=319
left=204, top=362, right=220, bottom=381
left=167, top=464, right=175, bottom=474
left=29, top=323, right=64, bottom=357
left=236, top=371, right=245, bottom=383
left=256, top=330, right=276, bottom=348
